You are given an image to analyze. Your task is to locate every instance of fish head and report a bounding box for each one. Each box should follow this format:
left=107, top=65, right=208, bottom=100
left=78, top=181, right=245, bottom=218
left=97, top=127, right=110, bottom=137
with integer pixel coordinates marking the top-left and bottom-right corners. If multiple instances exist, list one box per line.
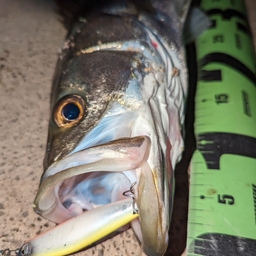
left=33, top=14, right=185, bottom=255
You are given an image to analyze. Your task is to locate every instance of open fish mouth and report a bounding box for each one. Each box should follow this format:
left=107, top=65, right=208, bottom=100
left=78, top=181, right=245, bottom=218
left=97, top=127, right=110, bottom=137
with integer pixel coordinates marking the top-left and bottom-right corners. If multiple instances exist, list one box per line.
left=29, top=0, right=192, bottom=253
left=33, top=136, right=150, bottom=224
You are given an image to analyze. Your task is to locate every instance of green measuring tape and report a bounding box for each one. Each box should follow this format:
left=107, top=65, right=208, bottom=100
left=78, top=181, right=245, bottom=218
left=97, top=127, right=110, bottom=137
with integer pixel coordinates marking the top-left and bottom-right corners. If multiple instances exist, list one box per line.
left=187, top=0, right=256, bottom=255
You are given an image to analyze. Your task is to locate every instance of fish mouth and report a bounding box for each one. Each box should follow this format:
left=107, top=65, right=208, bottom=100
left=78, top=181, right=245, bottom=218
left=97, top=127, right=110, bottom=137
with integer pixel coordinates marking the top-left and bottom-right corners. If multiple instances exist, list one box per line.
left=33, top=136, right=151, bottom=224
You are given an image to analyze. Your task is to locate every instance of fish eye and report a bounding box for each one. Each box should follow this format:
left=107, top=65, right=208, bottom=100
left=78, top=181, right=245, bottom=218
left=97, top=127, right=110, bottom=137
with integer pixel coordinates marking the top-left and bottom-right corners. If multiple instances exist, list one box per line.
left=62, top=102, right=80, bottom=120
left=54, top=95, right=86, bottom=127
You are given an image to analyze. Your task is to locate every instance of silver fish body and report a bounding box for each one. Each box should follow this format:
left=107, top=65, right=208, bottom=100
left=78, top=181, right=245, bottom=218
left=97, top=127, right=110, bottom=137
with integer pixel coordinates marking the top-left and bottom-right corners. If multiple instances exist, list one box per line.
left=32, top=1, right=191, bottom=255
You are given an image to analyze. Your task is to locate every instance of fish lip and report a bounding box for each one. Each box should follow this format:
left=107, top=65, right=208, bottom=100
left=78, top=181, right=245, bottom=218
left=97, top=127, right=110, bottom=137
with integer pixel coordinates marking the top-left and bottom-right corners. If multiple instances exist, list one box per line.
left=41, top=136, right=150, bottom=182
left=34, top=136, right=150, bottom=223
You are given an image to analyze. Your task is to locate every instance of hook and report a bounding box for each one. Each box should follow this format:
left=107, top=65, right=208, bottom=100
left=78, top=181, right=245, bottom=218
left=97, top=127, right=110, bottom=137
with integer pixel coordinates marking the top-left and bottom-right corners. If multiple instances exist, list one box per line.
left=123, top=182, right=139, bottom=214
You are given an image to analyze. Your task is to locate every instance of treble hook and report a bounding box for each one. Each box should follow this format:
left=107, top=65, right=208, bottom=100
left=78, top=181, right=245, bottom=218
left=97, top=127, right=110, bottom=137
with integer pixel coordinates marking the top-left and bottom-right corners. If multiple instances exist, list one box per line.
left=123, top=182, right=136, bottom=197
left=123, top=182, right=139, bottom=214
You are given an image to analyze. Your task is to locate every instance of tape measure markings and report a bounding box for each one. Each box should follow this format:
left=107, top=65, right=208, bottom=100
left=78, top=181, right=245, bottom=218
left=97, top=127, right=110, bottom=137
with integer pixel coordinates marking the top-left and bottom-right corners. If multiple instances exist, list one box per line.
left=197, top=133, right=256, bottom=169
left=186, top=1, right=256, bottom=254
left=199, top=53, right=256, bottom=85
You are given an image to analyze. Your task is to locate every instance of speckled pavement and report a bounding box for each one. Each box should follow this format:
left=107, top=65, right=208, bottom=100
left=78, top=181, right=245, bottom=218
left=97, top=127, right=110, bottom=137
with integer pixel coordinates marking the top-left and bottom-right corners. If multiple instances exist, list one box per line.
left=0, top=1, right=255, bottom=256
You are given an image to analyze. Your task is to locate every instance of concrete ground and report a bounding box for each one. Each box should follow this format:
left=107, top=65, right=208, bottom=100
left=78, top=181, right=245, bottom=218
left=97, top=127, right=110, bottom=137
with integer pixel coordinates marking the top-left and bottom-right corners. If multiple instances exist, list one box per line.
left=0, top=1, right=255, bottom=255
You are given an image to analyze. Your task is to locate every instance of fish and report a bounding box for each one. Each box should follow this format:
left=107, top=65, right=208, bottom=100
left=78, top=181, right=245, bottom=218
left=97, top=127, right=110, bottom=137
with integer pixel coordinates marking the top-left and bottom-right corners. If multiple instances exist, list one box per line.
left=17, top=0, right=196, bottom=255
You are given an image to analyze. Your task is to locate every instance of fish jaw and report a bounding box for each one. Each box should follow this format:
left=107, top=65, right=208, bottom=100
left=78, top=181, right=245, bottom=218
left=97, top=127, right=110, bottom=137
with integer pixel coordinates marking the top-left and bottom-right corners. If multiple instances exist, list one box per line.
left=34, top=136, right=150, bottom=222
left=34, top=134, right=172, bottom=255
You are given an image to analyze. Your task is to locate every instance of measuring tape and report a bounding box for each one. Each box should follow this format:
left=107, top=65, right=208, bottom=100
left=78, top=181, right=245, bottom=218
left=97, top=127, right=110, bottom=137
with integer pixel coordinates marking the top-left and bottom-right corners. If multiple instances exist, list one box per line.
left=186, top=0, right=256, bottom=255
